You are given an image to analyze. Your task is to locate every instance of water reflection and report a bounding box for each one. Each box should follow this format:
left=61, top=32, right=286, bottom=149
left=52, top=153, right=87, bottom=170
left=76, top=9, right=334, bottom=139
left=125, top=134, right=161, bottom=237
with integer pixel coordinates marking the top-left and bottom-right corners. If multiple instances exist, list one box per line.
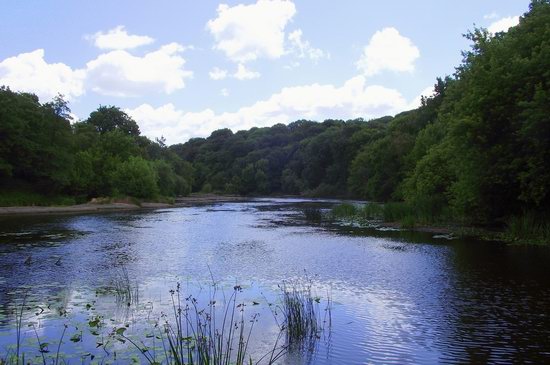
left=0, top=199, right=549, bottom=363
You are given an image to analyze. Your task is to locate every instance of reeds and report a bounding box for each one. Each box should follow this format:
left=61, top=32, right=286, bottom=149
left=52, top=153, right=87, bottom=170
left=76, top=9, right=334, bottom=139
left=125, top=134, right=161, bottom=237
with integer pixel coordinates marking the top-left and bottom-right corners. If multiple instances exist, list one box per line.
left=278, top=279, right=331, bottom=353
left=330, top=203, right=358, bottom=219
left=1, top=278, right=333, bottom=364
left=504, top=213, right=550, bottom=244
left=115, top=283, right=287, bottom=365
left=113, top=266, right=139, bottom=307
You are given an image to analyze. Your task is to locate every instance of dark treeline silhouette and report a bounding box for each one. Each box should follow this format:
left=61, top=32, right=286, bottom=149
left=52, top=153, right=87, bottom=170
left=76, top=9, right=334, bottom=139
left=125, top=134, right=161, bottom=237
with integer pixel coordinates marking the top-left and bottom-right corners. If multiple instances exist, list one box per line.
left=1, top=1, right=548, bottom=231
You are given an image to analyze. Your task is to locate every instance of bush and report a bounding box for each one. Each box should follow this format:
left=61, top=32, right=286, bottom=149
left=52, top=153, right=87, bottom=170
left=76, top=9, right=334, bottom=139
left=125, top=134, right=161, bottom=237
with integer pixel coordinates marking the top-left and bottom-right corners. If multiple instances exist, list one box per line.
left=112, top=157, right=159, bottom=199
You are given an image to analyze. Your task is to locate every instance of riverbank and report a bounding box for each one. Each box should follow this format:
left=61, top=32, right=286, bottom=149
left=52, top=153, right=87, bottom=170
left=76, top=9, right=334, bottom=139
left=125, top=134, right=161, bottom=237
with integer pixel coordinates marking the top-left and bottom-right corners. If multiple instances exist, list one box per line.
left=328, top=202, right=550, bottom=245
left=0, top=194, right=247, bottom=216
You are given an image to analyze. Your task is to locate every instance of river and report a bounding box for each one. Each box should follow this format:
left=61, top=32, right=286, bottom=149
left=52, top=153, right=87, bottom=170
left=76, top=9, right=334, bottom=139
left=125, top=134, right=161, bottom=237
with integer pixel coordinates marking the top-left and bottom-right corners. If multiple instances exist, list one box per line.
left=0, top=198, right=549, bottom=364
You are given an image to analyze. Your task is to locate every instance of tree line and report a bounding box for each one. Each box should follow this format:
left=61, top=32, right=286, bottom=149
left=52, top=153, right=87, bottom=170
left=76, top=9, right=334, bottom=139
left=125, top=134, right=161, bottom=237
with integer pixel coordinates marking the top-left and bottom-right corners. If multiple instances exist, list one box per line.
left=171, top=1, right=550, bottom=226
left=1, top=1, right=548, bottom=229
left=0, top=93, right=193, bottom=203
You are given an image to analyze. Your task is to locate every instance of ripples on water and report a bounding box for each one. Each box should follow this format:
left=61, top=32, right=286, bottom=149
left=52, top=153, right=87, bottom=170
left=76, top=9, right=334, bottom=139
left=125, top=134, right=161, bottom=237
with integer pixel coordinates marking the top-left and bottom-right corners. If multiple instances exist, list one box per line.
left=0, top=198, right=549, bottom=363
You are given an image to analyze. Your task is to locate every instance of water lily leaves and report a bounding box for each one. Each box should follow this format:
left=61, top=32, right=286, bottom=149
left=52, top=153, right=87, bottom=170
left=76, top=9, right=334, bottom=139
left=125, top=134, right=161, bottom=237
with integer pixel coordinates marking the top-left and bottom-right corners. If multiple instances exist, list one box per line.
left=70, top=333, right=82, bottom=342
left=115, top=327, right=127, bottom=335
left=88, top=317, right=101, bottom=328
left=39, top=342, right=50, bottom=353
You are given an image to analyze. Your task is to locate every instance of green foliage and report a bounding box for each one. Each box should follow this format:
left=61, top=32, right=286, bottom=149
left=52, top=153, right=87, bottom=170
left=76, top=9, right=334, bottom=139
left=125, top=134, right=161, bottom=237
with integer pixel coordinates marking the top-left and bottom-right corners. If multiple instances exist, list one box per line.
left=0, top=1, right=548, bottom=243
left=112, top=157, right=159, bottom=199
left=331, top=203, right=358, bottom=219
left=359, top=203, right=384, bottom=220
left=504, top=213, right=550, bottom=244
left=0, top=182, right=76, bottom=206
left=86, top=105, right=140, bottom=136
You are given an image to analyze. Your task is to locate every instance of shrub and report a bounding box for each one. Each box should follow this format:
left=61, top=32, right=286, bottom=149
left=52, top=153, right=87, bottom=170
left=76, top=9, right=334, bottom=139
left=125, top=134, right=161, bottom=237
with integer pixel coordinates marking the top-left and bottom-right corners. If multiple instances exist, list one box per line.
left=112, top=157, right=159, bottom=199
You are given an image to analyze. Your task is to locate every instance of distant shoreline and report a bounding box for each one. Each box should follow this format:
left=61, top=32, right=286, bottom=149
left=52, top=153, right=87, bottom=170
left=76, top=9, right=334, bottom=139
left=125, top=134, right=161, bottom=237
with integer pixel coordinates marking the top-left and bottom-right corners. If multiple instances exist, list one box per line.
left=0, top=194, right=248, bottom=216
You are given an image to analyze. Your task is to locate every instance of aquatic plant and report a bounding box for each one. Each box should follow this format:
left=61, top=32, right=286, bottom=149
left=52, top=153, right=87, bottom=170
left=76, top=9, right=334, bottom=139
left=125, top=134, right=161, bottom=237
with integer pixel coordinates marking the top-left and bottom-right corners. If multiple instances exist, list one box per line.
left=113, top=266, right=139, bottom=307
left=359, top=203, right=384, bottom=220
left=504, top=213, right=550, bottom=245
left=0, top=276, right=334, bottom=364
left=302, top=207, right=323, bottom=222
left=278, top=279, right=332, bottom=352
left=330, top=203, right=358, bottom=219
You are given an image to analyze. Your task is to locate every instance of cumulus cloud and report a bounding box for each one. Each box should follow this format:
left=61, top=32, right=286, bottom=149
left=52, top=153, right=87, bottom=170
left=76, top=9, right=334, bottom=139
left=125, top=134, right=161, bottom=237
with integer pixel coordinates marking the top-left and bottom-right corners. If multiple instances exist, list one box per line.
left=209, top=67, right=228, bottom=80
left=288, top=29, right=328, bottom=62
left=126, top=75, right=409, bottom=144
left=483, top=12, right=499, bottom=20
left=0, top=49, right=85, bottom=101
left=408, top=86, right=435, bottom=110
left=85, top=43, right=192, bottom=97
left=206, top=0, right=296, bottom=63
left=210, top=64, right=260, bottom=80
left=89, top=26, right=154, bottom=50
left=488, top=16, right=520, bottom=34
left=233, top=63, right=260, bottom=80
left=357, top=27, right=420, bottom=77
left=221, top=88, right=229, bottom=97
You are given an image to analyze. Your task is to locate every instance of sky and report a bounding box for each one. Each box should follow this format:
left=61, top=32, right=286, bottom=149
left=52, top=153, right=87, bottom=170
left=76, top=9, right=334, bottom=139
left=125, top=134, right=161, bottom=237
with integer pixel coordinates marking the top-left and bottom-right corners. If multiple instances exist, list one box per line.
left=0, top=0, right=529, bottom=145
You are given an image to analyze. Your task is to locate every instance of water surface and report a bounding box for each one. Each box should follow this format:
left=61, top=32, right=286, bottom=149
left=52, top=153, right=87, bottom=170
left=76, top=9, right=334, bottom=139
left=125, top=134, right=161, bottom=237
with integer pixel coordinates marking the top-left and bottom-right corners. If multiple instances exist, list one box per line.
left=0, top=199, right=549, bottom=363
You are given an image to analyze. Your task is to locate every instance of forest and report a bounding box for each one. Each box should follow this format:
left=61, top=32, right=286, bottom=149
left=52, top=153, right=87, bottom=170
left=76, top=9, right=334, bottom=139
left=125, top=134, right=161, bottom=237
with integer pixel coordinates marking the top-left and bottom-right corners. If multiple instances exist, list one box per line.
left=1, top=1, right=549, bottom=234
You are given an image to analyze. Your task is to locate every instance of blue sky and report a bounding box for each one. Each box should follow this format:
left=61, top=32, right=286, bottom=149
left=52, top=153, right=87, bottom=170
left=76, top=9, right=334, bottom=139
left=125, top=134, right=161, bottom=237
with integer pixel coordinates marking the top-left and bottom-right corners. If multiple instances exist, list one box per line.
left=0, top=0, right=529, bottom=144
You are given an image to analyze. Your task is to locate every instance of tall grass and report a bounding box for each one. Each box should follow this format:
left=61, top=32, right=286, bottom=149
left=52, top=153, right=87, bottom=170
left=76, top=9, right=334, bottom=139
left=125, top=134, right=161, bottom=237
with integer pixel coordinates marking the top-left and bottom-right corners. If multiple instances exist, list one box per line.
left=331, top=197, right=450, bottom=229
left=278, top=279, right=332, bottom=353
left=113, top=267, right=139, bottom=307
left=330, top=203, right=358, bottom=219
left=117, top=283, right=287, bottom=365
left=1, top=278, right=334, bottom=364
left=504, top=213, right=550, bottom=244
left=0, top=190, right=76, bottom=207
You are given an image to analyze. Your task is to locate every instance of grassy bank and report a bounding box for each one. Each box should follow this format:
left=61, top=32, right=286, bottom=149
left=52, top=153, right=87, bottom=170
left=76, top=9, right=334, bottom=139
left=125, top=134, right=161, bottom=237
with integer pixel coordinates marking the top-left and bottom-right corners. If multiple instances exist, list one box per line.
left=0, top=189, right=79, bottom=207
left=329, top=202, right=550, bottom=245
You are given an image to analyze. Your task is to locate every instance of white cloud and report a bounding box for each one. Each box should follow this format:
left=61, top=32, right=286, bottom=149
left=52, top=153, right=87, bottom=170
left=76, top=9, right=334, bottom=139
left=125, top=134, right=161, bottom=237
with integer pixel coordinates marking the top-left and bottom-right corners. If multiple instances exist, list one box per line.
left=126, top=75, right=409, bottom=144
left=210, top=64, right=260, bottom=80
left=85, top=43, right=192, bottom=97
left=221, top=88, right=229, bottom=97
left=0, top=49, right=85, bottom=101
left=206, top=0, right=296, bottom=63
left=89, top=26, right=154, bottom=50
left=488, top=16, right=520, bottom=34
left=408, top=86, right=435, bottom=110
left=288, top=29, right=327, bottom=62
left=233, top=63, right=260, bottom=80
left=484, top=12, right=499, bottom=20
left=357, top=27, right=420, bottom=77
left=209, top=67, right=228, bottom=80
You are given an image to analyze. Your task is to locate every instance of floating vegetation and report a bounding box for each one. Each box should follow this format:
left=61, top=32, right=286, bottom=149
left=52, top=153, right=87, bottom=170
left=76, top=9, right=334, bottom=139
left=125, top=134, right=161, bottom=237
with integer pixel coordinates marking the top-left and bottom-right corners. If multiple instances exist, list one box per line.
left=302, top=207, right=323, bottom=222
left=0, top=279, right=332, bottom=364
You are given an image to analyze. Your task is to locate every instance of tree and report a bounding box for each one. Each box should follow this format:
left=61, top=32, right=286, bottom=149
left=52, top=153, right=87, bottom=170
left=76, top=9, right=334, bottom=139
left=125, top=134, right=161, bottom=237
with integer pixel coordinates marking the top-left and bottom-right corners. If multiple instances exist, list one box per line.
left=112, top=157, right=158, bottom=198
left=86, top=106, right=140, bottom=136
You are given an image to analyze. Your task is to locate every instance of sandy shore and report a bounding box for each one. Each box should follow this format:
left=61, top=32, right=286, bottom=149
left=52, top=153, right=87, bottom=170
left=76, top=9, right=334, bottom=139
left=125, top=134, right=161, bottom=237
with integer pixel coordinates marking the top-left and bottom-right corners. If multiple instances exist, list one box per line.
left=175, top=193, right=247, bottom=205
left=0, top=194, right=247, bottom=216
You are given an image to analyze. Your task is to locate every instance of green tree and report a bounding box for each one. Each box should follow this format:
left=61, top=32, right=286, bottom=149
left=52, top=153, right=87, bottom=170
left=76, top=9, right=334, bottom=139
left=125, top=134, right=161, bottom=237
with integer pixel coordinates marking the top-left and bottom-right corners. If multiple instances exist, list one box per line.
left=86, top=106, right=140, bottom=136
left=112, top=157, right=158, bottom=199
